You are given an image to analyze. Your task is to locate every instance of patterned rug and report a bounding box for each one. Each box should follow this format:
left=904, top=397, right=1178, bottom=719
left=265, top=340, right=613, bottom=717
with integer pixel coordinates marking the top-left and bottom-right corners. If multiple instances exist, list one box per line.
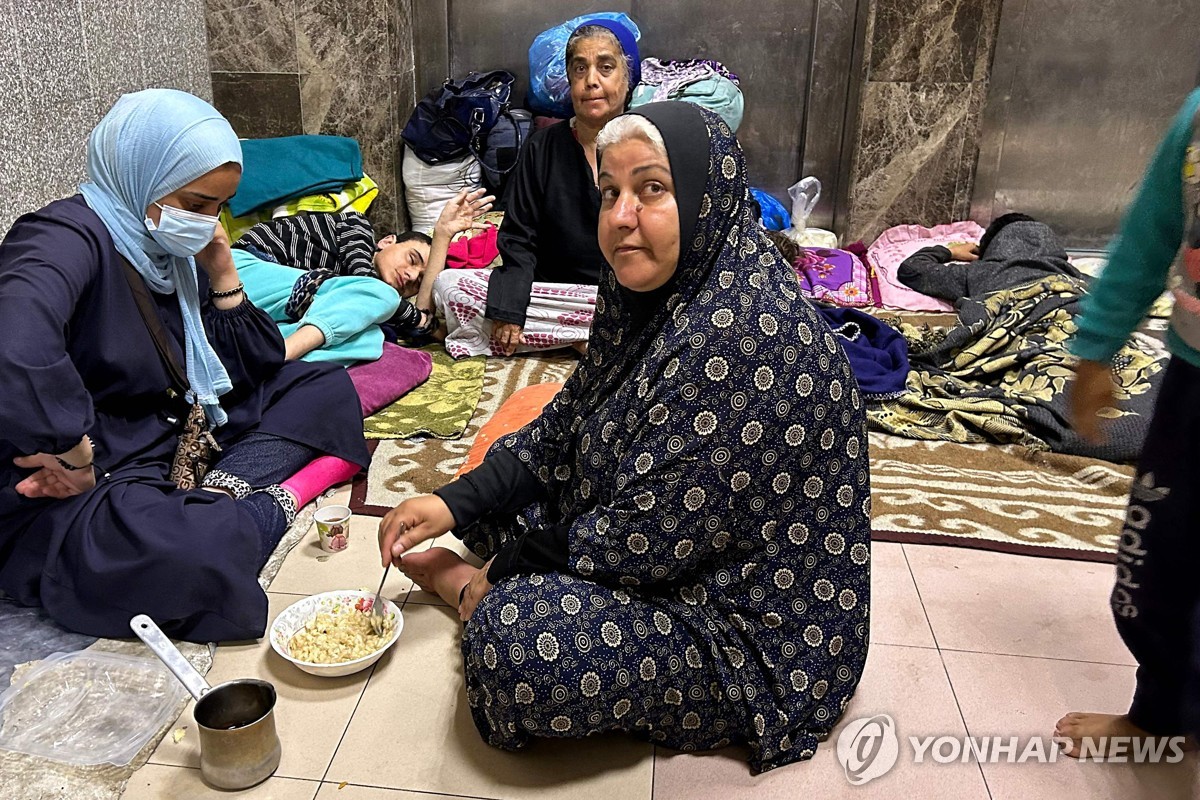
left=869, top=432, right=1130, bottom=562
left=352, top=352, right=579, bottom=515
left=352, top=354, right=1131, bottom=562
left=363, top=347, right=486, bottom=440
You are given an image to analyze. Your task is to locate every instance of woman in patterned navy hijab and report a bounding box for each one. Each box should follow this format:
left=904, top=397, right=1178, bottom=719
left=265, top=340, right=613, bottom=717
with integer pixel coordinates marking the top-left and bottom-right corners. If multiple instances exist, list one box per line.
left=381, top=101, right=870, bottom=772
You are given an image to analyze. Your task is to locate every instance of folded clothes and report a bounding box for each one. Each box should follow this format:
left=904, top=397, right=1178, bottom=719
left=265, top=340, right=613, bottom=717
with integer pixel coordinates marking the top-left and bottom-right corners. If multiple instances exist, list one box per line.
left=220, top=175, right=378, bottom=242
left=230, top=135, right=364, bottom=217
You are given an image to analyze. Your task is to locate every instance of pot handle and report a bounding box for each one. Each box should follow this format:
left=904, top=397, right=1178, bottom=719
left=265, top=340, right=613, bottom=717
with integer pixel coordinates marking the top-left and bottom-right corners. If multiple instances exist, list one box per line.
left=130, top=614, right=212, bottom=701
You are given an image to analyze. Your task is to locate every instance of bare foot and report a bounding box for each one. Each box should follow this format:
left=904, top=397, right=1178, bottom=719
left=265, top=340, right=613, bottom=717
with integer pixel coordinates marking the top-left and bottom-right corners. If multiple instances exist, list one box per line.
left=570, top=340, right=588, bottom=356
left=1054, top=712, right=1193, bottom=759
left=397, top=547, right=477, bottom=608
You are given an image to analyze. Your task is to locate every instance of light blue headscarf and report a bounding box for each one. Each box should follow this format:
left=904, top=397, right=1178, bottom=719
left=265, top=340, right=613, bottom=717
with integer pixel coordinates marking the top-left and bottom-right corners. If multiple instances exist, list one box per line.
left=79, top=89, right=243, bottom=429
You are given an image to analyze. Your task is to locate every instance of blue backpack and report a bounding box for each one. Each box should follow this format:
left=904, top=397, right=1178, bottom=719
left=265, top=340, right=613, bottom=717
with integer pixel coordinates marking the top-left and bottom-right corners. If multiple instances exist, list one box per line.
left=401, top=71, right=516, bottom=166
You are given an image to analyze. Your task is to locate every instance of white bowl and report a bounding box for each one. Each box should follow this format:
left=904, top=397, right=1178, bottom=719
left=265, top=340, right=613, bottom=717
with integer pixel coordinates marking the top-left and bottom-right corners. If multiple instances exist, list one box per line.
left=270, top=590, right=403, bottom=677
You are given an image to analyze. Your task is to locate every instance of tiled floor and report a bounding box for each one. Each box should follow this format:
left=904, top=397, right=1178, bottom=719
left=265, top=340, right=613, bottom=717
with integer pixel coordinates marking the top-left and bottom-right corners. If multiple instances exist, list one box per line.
left=135, top=486, right=1199, bottom=799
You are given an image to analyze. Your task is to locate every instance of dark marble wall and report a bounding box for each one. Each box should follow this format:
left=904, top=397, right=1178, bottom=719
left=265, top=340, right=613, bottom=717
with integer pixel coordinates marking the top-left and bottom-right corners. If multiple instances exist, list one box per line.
left=0, top=0, right=211, bottom=236
left=205, top=0, right=416, bottom=233
left=845, top=0, right=1002, bottom=244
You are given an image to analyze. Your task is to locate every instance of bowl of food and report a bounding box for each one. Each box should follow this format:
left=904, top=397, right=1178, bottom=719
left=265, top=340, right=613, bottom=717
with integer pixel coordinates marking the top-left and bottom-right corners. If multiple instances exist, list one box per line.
left=269, top=591, right=403, bottom=677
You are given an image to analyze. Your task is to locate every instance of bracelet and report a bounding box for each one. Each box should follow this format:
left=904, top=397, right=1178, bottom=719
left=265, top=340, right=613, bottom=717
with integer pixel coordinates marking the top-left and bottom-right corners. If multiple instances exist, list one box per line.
left=55, top=455, right=92, bottom=471
left=210, top=282, right=245, bottom=299
left=54, top=435, right=93, bottom=471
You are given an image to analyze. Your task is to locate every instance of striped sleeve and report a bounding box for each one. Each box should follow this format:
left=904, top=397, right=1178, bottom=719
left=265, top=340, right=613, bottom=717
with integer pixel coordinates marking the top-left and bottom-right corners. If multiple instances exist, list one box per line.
left=234, top=215, right=341, bottom=273
left=332, top=211, right=379, bottom=278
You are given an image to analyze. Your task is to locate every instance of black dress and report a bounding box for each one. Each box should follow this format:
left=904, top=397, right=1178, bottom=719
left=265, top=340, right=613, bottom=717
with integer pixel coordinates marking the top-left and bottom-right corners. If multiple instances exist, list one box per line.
left=485, top=121, right=608, bottom=326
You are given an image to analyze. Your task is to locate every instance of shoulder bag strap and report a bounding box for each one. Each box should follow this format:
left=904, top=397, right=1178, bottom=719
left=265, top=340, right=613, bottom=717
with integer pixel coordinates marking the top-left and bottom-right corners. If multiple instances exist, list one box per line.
left=118, top=256, right=190, bottom=397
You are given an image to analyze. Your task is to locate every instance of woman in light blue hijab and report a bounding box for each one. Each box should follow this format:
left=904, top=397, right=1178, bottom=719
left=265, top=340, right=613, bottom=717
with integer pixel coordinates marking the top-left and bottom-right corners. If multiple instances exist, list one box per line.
left=0, top=89, right=369, bottom=642
left=79, top=88, right=244, bottom=427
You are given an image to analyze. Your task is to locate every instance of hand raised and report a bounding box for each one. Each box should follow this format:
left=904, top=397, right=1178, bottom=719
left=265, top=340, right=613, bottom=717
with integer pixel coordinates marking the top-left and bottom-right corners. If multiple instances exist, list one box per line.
left=434, top=188, right=496, bottom=239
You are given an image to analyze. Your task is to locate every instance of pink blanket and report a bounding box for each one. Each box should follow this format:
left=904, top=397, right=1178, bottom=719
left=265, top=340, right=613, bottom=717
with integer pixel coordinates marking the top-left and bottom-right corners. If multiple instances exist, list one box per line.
left=867, top=221, right=986, bottom=312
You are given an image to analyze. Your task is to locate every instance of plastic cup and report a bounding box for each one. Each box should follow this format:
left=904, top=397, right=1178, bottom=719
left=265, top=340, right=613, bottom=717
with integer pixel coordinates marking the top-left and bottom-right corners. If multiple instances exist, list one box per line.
left=314, top=505, right=352, bottom=552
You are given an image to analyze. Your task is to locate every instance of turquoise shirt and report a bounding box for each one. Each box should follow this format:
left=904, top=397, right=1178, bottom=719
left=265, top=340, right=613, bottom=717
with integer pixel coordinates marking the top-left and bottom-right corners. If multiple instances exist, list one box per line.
left=1070, top=88, right=1200, bottom=369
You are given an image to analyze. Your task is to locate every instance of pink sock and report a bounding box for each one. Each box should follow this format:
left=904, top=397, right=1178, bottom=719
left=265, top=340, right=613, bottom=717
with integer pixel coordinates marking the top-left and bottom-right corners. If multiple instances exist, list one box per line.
left=281, top=456, right=361, bottom=507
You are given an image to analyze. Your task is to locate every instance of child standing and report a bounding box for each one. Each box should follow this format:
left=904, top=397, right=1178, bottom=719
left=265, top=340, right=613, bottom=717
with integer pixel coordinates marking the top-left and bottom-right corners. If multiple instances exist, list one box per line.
left=1057, top=87, right=1200, bottom=755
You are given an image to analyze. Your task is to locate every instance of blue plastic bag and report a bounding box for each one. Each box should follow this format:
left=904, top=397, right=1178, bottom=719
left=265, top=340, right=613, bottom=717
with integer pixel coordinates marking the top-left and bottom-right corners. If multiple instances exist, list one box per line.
left=750, top=188, right=791, bottom=231
left=528, top=13, right=640, bottom=118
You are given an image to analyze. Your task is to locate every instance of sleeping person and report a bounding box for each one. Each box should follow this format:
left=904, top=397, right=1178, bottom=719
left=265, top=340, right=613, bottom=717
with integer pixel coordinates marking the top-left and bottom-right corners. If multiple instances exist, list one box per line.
left=895, top=213, right=1085, bottom=302
left=232, top=188, right=493, bottom=364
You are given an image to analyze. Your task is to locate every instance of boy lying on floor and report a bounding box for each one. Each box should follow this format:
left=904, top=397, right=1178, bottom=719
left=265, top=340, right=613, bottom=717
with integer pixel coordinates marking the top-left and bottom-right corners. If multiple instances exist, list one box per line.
left=231, top=187, right=493, bottom=365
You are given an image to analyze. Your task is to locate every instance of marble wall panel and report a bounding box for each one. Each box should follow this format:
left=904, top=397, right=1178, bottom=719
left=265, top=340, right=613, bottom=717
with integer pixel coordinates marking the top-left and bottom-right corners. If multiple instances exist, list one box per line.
left=19, top=1, right=92, bottom=112
left=0, top=0, right=26, bottom=109
left=203, top=0, right=417, bottom=233
left=213, top=72, right=304, bottom=138
left=846, top=0, right=1003, bottom=242
left=80, top=0, right=145, bottom=103
left=297, top=0, right=394, bottom=77
left=952, top=82, right=989, bottom=220
left=139, top=0, right=214, bottom=97
left=389, top=0, right=415, bottom=78
left=181, top=0, right=218, bottom=102
left=868, top=0, right=996, bottom=83
left=27, top=98, right=106, bottom=203
left=847, top=81, right=974, bottom=241
left=206, top=0, right=298, bottom=73
left=301, top=71, right=405, bottom=231
left=0, top=0, right=211, bottom=236
left=0, top=46, right=32, bottom=234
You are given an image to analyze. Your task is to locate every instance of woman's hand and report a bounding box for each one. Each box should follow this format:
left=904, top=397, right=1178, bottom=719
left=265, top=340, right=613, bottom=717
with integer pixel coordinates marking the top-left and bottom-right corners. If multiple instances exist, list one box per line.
left=458, top=559, right=494, bottom=621
left=1070, top=359, right=1116, bottom=443
left=194, top=223, right=238, bottom=286
left=377, top=494, right=457, bottom=567
left=491, top=321, right=526, bottom=356
left=947, top=243, right=980, bottom=262
left=434, top=188, right=496, bottom=240
left=13, top=438, right=97, bottom=499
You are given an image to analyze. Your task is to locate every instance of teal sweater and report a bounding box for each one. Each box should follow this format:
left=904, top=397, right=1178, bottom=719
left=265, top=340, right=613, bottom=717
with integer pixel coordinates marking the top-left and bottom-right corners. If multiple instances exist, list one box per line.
left=1070, top=88, right=1200, bottom=369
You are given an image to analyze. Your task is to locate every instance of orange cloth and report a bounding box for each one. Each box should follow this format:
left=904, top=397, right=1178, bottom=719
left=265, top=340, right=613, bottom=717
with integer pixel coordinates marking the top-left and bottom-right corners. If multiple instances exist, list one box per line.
left=455, top=382, right=563, bottom=477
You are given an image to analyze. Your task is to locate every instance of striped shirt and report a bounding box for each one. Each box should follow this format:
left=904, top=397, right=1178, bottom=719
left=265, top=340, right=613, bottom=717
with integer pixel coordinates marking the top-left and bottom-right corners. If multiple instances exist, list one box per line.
left=235, top=211, right=378, bottom=278
left=235, top=211, right=422, bottom=332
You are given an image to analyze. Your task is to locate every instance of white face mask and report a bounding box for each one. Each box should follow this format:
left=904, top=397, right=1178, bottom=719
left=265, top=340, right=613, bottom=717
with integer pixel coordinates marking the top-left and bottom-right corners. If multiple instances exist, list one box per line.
left=144, top=202, right=219, bottom=257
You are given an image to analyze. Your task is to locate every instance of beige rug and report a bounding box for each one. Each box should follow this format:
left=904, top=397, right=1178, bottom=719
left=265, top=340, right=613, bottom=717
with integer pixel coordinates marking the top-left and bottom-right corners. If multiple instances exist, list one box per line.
left=353, top=352, right=578, bottom=515
left=0, top=501, right=323, bottom=799
left=869, top=432, right=1130, bottom=562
